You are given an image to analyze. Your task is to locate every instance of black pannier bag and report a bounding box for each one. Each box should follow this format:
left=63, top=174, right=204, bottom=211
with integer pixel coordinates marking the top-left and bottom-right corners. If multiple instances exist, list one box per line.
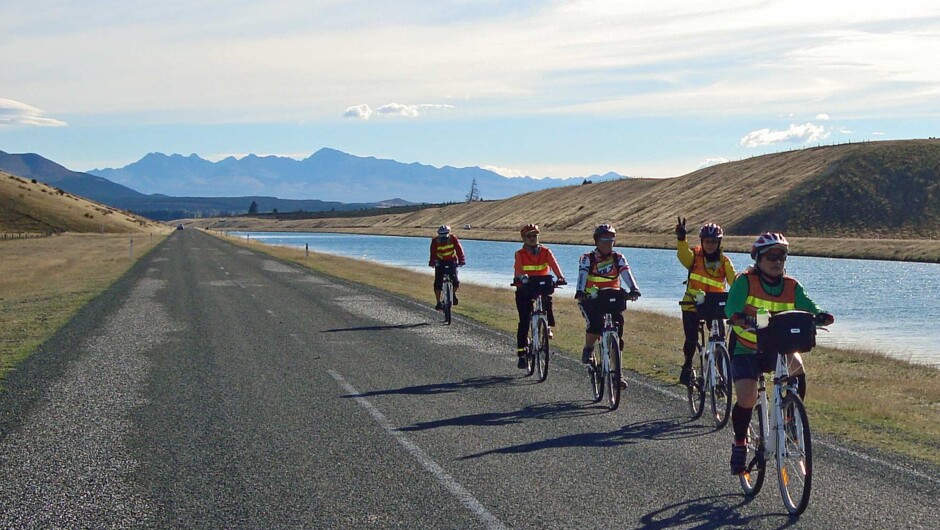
left=695, top=292, right=729, bottom=322
left=594, top=288, right=627, bottom=314
left=524, top=276, right=555, bottom=297
left=438, top=261, right=457, bottom=275
left=759, top=310, right=816, bottom=355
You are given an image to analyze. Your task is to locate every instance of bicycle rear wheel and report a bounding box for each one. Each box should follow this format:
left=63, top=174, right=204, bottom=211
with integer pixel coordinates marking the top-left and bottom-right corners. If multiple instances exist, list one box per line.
left=778, top=393, right=813, bottom=516
left=605, top=333, right=621, bottom=411
left=442, top=281, right=453, bottom=324
left=740, top=401, right=766, bottom=496
left=589, top=349, right=603, bottom=403
left=688, top=347, right=706, bottom=419
left=536, top=318, right=550, bottom=382
left=710, top=344, right=733, bottom=428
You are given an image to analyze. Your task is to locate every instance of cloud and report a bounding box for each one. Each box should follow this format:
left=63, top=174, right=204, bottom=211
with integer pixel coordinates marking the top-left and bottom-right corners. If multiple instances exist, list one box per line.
left=346, top=102, right=455, bottom=119
left=872, top=131, right=885, bottom=135
left=815, top=113, right=830, bottom=120
left=343, top=104, right=373, bottom=119
left=838, top=127, right=855, bottom=134
left=0, top=98, right=67, bottom=127
left=481, top=164, right=524, bottom=177
left=697, top=157, right=729, bottom=169
left=739, top=122, right=830, bottom=147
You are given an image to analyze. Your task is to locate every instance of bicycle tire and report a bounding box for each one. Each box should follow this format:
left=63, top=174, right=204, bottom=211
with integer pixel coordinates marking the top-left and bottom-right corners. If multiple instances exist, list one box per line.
left=688, top=346, right=706, bottom=419
left=740, top=401, right=766, bottom=496
left=606, top=333, right=621, bottom=411
left=536, top=318, right=550, bottom=382
left=442, top=281, right=452, bottom=324
left=589, top=350, right=603, bottom=403
left=711, top=343, right=733, bottom=428
left=778, top=393, right=813, bottom=516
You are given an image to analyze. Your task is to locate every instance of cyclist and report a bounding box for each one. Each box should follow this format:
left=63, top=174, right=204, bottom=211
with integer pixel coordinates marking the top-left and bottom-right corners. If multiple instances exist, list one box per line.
left=429, top=225, right=466, bottom=310
left=675, top=218, right=736, bottom=385
left=575, top=224, right=641, bottom=389
left=725, top=232, right=834, bottom=475
left=513, top=224, right=566, bottom=369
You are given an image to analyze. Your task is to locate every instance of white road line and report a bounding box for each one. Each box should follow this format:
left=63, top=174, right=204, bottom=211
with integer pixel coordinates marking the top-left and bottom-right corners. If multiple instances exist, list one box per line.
left=328, top=370, right=506, bottom=530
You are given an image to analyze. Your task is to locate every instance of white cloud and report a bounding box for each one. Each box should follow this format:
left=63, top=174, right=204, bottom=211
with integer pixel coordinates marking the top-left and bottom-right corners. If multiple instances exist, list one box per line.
left=0, top=98, right=67, bottom=127
left=481, top=164, right=524, bottom=177
left=872, top=131, right=886, bottom=135
left=374, top=103, right=455, bottom=118
left=739, top=122, right=830, bottom=147
left=697, top=157, right=730, bottom=169
left=838, top=127, right=855, bottom=134
left=816, top=113, right=830, bottom=120
left=343, top=104, right=373, bottom=119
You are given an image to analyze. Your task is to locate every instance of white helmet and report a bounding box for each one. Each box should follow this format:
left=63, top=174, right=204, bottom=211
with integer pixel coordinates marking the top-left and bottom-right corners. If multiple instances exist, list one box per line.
left=437, top=225, right=451, bottom=235
left=750, top=232, right=789, bottom=259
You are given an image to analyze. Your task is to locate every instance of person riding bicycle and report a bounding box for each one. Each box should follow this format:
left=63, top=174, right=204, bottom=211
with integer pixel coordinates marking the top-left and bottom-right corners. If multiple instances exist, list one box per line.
left=429, top=225, right=466, bottom=310
left=725, top=232, right=834, bottom=475
left=575, top=224, right=641, bottom=389
left=513, top=224, right=566, bottom=369
left=676, top=219, right=736, bottom=385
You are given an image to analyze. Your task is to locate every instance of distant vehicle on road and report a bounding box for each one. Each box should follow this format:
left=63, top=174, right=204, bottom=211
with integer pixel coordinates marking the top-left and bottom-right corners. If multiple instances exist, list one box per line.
left=177, top=224, right=184, bottom=230
left=463, top=224, right=472, bottom=229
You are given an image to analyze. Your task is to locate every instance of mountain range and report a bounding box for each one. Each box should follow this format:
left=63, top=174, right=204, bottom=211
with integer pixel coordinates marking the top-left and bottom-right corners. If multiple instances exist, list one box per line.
left=88, top=148, right=600, bottom=203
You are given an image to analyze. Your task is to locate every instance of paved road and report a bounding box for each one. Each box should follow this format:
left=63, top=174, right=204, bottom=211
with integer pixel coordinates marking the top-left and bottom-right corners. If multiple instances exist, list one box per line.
left=1, top=229, right=937, bottom=529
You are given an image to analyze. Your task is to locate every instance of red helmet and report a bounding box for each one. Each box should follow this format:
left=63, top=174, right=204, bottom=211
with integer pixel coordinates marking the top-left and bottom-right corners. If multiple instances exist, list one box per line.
left=699, top=223, right=724, bottom=239
left=593, top=224, right=616, bottom=240
left=750, top=232, right=789, bottom=259
left=520, top=223, right=540, bottom=238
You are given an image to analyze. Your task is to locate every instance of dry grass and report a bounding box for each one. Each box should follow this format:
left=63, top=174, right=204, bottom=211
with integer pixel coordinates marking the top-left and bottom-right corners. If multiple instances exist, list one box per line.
left=0, top=170, right=165, bottom=234
left=218, top=232, right=940, bottom=465
left=0, top=233, right=167, bottom=381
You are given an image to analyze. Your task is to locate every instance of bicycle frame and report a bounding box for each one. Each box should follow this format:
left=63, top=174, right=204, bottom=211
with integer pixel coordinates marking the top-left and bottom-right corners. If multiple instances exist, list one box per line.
left=529, top=294, right=548, bottom=353
left=597, top=312, right=618, bottom=375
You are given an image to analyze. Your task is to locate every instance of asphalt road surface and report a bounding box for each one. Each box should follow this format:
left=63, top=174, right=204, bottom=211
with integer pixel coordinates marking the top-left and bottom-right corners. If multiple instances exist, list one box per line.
left=1, top=229, right=937, bottom=529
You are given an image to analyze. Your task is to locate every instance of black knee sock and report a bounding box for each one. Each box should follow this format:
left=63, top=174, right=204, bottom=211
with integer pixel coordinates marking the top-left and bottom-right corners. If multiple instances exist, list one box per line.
left=731, top=404, right=753, bottom=444
left=795, top=374, right=807, bottom=401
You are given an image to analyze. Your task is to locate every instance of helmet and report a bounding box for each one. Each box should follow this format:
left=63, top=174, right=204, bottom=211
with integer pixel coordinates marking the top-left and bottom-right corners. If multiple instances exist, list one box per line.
left=520, top=223, right=540, bottom=237
left=437, top=225, right=451, bottom=235
left=699, top=223, right=724, bottom=239
left=750, top=232, right=789, bottom=259
left=593, top=224, right=616, bottom=240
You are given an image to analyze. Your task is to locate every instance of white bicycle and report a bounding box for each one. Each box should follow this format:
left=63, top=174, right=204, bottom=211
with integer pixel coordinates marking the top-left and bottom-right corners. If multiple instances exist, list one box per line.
left=586, top=289, right=636, bottom=411
left=685, top=292, right=733, bottom=428
left=739, top=310, right=825, bottom=516
left=514, top=275, right=565, bottom=382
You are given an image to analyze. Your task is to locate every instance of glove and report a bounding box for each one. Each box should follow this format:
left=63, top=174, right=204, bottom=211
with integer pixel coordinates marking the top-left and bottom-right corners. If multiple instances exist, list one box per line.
left=556, top=277, right=567, bottom=286
left=575, top=290, right=586, bottom=301
left=815, top=312, right=834, bottom=326
left=675, top=216, right=687, bottom=241
left=627, top=290, right=641, bottom=301
left=730, top=312, right=749, bottom=327
left=458, top=261, right=466, bottom=267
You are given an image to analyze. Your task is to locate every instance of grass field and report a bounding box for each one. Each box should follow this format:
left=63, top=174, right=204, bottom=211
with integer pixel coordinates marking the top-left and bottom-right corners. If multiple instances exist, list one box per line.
left=219, top=231, right=940, bottom=466
left=0, top=233, right=167, bottom=384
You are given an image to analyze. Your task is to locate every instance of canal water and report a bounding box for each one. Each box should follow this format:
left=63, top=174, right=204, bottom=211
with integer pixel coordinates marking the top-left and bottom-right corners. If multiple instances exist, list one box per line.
left=234, top=231, right=939, bottom=367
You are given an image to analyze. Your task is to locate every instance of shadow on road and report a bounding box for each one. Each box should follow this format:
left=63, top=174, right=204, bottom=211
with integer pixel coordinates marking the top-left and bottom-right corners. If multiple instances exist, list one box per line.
left=340, top=374, right=516, bottom=398
left=400, top=400, right=599, bottom=432
left=637, top=494, right=799, bottom=529
left=322, top=323, right=430, bottom=332
left=459, top=414, right=714, bottom=459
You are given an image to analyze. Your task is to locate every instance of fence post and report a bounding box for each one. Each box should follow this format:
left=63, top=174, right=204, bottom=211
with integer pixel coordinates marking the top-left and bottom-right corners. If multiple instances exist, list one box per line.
left=306, top=243, right=309, bottom=257
left=130, top=238, right=133, bottom=259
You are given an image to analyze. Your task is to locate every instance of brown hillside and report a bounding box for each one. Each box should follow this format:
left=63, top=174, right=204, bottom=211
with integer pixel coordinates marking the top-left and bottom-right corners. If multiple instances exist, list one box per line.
left=0, top=171, right=166, bottom=233
left=203, top=139, right=938, bottom=238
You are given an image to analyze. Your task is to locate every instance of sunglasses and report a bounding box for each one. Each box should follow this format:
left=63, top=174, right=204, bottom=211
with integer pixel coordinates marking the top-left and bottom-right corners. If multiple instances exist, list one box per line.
left=598, top=237, right=615, bottom=243
left=524, top=233, right=539, bottom=239
left=762, top=252, right=787, bottom=263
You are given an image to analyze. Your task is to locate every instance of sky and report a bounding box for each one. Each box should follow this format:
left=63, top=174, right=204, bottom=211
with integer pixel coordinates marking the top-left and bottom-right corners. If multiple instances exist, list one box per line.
left=2, top=0, right=940, bottom=183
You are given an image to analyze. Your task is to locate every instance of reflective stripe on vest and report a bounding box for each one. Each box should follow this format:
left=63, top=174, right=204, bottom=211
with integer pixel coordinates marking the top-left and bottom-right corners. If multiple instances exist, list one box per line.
left=732, top=272, right=797, bottom=350
left=522, top=263, right=549, bottom=273
left=436, top=243, right=456, bottom=260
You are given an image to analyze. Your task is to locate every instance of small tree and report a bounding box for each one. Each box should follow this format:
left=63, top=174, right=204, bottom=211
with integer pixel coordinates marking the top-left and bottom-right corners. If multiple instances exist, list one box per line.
left=248, top=200, right=259, bottom=214
left=466, top=178, right=481, bottom=202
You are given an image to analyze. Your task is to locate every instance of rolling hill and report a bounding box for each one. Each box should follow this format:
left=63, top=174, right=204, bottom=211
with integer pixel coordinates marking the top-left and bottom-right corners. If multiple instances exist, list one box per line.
left=0, top=171, right=164, bottom=233
left=191, top=140, right=940, bottom=241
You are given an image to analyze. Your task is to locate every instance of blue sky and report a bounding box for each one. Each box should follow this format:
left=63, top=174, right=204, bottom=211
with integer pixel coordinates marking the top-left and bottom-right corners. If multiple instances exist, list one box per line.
left=2, top=0, right=940, bottom=182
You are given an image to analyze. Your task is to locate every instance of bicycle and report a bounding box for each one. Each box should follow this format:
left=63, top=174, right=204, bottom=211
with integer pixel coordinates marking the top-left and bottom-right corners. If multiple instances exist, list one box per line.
left=739, top=310, right=823, bottom=516
left=684, top=291, right=733, bottom=428
left=512, top=275, right=565, bottom=382
left=586, top=289, right=634, bottom=411
left=438, top=261, right=458, bottom=325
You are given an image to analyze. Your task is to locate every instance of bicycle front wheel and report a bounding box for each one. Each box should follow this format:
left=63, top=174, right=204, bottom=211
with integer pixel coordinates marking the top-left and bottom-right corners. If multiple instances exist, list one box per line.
left=605, top=333, right=621, bottom=411
left=442, top=282, right=453, bottom=324
left=710, top=344, right=733, bottom=429
left=740, top=401, right=766, bottom=496
left=777, top=393, right=813, bottom=516
left=688, top=347, right=705, bottom=419
left=536, top=318, right=550, bottom=382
